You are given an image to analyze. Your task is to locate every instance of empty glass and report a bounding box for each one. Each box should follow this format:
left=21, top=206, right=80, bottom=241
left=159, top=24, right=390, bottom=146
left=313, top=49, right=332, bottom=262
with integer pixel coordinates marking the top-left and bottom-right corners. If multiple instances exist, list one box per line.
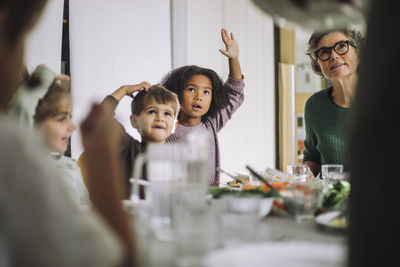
left=287, top=164, right=308, bottom=183
left=218, top=195, right=262, bottom=247
left=130, top=143, right=187, bottom=241
left=172, top=184, right=218, bottom=267
left=321, top=164, right=344, bottom=181
left=290, top=181, right=323, bottom=222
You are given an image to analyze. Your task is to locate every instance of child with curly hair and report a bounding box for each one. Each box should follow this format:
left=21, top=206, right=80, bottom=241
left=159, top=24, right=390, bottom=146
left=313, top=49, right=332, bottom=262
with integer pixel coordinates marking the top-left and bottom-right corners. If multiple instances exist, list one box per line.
left=161, top=28, right=245, bottom=186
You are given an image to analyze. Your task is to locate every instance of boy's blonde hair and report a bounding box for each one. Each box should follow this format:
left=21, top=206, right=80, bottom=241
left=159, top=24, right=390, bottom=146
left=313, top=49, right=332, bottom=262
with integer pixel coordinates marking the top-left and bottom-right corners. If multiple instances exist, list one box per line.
left=34, top=79, right=72, bottom=125
left=131, top=84, right=180, bottom=118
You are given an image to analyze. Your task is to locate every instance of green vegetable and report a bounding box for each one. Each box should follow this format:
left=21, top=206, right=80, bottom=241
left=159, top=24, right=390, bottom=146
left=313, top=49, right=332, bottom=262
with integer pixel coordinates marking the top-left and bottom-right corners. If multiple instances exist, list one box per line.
left=207, top=186, right=277, bottom=199
left=322, top=180, right=350, bottom=211
left=208, top=186, right=230, bottom=199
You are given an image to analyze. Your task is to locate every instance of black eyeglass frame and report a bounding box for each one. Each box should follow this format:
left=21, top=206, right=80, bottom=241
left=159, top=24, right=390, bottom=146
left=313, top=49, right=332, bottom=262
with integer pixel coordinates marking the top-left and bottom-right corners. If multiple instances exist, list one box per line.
left=313, top=40, right=357, bottom=61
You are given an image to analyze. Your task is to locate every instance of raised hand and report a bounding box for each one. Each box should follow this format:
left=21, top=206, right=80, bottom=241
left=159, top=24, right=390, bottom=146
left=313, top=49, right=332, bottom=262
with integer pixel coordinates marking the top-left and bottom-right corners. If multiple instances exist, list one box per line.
left=219, top=28, right=239, bottom=59
left=112, top=81, right=151, bottom=101
left=121, top=81, right=152, bottom=98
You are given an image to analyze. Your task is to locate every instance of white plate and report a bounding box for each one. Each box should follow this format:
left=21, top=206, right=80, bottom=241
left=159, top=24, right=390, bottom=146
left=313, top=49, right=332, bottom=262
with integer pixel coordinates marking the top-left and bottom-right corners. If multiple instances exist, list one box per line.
left=203, top=241, right=346, bottom=267
left=315, top=211, right=347, bottom=230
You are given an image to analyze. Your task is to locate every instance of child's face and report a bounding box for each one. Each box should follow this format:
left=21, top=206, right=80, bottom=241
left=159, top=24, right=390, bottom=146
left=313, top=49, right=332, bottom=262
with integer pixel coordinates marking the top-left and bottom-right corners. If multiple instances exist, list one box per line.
left=180, top=74, right=212, bottom=122
left=39, top=104, right=76, bottom=154
left=131, top=101, right=177, bottom=143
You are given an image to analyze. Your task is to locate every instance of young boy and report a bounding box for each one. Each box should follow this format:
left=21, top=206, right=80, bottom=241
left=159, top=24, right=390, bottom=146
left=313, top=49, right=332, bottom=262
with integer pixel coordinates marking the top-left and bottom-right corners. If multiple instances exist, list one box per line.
left=79, top=82, right=180, bottom=199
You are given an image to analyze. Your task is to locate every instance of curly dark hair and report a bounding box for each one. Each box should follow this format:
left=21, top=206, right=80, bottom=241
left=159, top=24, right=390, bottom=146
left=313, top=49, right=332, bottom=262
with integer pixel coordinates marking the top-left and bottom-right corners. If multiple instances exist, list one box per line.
left=306, top=28, right=364, bottom=77
left=160, top=65, right=229, bottom=122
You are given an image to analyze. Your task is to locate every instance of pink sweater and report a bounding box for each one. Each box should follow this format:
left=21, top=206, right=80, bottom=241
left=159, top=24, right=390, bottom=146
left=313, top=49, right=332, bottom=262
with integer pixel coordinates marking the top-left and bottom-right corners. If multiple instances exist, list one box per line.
left=166, top=76, right=245, bottom=186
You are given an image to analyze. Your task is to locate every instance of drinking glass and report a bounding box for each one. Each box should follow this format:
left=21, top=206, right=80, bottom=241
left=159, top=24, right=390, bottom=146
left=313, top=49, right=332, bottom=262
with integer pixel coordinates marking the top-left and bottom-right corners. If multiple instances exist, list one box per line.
left=287, top=164, right=308, bottom=183
left=218, top=195, right=262, bottom=247
left=172, top=184, right=218, bottom=267
left=321, top=164, right=344, bottom=181
left=130, top=143, right=187, bottom=241
left=289, top=181, right=323, bottom=222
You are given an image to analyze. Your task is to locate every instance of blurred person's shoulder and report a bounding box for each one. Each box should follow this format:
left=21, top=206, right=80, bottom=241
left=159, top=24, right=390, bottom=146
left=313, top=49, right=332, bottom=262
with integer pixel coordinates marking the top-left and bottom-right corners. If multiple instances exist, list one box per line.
left=0, top=116, right=51, bottom=182
left=0, top=116, right=46, bottom=149
left=0, top=116, right=124, bottom=267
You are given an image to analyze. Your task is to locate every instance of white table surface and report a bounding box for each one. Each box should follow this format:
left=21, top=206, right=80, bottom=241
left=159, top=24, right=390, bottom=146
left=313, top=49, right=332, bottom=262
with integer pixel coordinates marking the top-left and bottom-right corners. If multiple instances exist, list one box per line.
left=129, top=212, right=347, bottom=267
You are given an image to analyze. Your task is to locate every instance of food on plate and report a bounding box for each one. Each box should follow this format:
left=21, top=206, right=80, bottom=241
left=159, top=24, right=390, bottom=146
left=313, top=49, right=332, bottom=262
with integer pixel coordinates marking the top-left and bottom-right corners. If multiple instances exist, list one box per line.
left=208, top=186, right=231, bottom=199
left=234, top=173, right=250, bottom=181
left=315, top=211, right=349, bottom=230
left=223, top=173, right=249, bottom=188
left=209, top=172, right=300, bottom=216
left=208, top=180, right=290, bottom=204
left=330, top=216, right=348, bottom=228
left=241, top=180, right=290, bottom=192
left=226, top=180, right=242, bottom=187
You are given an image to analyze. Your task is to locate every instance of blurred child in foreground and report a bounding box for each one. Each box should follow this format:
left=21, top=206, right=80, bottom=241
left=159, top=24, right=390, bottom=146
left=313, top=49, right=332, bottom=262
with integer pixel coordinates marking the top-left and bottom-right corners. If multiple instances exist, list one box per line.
left=0, top=0, right=136, bottom=266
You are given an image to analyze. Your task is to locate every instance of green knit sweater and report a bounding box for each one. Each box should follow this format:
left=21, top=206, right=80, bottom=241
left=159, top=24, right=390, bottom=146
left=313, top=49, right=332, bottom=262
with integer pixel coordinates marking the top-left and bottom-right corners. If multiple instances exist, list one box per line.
left=303, top=87, right=352, bottom=171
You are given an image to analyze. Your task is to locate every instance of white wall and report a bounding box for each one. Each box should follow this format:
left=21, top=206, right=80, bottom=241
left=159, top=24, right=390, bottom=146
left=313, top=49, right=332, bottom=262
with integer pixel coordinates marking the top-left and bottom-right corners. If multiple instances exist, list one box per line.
left=69, top=0, right=172, bottom=158
left=172, top=0, right=276, bottom=183
left=25, top=0, right=64, bottom=73
left=295, top=26, right=321, bottom=93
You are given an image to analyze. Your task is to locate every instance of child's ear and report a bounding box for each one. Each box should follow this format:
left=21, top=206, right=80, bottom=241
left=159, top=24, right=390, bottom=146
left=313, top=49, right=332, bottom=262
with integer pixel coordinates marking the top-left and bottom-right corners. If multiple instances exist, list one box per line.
left=171, top=119, right=178, bottom=134
left=130, top=114, right=138, bottom=129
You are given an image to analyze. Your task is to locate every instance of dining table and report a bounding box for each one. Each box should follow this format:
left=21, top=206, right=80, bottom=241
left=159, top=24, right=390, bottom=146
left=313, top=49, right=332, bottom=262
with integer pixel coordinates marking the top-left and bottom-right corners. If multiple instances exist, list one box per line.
left=125, top=198, right=348, bottom=267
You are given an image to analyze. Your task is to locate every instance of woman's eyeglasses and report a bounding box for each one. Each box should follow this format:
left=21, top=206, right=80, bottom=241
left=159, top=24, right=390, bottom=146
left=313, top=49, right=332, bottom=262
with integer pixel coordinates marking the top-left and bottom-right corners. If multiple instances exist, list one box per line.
left=314, top=40, right=357, bottom=61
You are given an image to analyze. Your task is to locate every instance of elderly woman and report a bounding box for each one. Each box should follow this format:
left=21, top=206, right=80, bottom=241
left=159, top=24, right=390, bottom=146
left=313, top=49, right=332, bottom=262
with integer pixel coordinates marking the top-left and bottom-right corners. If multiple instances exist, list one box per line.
left=303, top=28, right=364, bottom=178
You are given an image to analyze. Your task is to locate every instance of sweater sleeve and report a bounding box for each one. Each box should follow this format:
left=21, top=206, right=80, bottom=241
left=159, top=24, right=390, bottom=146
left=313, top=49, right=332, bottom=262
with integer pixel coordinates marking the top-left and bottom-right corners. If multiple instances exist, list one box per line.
left=99, top=95, right=129, bottom=139
left=302, top=96, right=321, bottom=165
left=99, top=95, right=143, bottom=198
left=210, top=76, right=245, bottom=132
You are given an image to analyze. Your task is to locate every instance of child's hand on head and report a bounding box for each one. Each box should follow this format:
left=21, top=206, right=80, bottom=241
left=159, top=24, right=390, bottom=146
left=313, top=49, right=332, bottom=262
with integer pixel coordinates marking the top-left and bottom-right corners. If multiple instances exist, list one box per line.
left=124, top=81, right=151, bottom=98
left=219, top=28, right=239, bottom=59
left=111, top=81, right=151, bottom=103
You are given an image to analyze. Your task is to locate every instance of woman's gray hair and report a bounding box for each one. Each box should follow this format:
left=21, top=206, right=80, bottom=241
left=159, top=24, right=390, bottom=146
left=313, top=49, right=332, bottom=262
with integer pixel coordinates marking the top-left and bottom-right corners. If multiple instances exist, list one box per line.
left=306, top=28, right=364, bottom=77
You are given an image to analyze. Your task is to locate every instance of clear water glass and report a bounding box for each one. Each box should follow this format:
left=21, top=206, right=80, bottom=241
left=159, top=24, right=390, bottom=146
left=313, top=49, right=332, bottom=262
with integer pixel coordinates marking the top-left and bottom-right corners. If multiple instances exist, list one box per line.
left=321, top=164, right=344, bottom=181
left=172, top=184, right=217, bottom=267
left=130, top=143, right=187, bottom=241
left=218, top=195, right=262, bottom=247
left=287, top=164, right=308, bottom=183
left=290, top=181, right=323, bottom=222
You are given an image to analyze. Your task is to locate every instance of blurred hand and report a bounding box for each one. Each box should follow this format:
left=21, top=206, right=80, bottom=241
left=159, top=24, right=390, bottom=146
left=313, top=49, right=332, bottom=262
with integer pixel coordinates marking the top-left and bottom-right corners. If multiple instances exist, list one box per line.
left=54, top=73, right=70, bottom=81
left=219, top=28, right=239, bottom=59
left=80, top=103, right=120, bottom=153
